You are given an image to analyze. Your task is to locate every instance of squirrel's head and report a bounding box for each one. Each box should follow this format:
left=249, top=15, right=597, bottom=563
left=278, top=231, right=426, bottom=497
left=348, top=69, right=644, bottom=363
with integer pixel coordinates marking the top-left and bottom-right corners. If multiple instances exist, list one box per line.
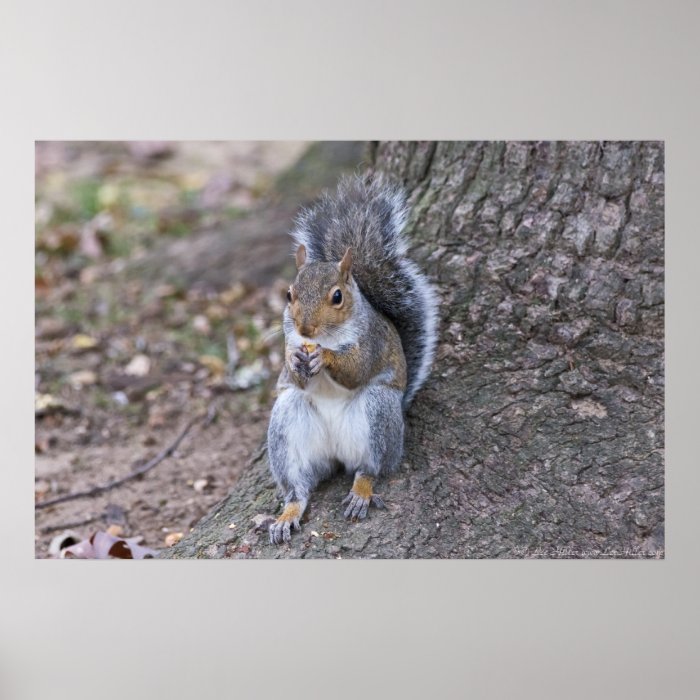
left=286, top=245, right=355, bottom=340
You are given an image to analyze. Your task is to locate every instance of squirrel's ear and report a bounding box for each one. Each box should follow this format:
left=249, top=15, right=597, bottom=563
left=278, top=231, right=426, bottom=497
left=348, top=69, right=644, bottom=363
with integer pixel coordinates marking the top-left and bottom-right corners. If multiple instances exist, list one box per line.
left=339, top=247, right=353, bottom=281
left=295, top=244, right=307, bottom=270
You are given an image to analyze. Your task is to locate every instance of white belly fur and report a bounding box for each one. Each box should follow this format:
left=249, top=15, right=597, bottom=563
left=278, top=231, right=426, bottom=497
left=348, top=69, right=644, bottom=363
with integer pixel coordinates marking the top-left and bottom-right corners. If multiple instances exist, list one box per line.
left=303, top=370, right=370, bottom=470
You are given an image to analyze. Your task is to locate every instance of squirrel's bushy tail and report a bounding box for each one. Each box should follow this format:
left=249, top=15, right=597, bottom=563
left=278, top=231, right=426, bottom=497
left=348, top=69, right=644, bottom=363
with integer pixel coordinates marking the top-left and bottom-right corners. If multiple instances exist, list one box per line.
left=291, top=175, right=438, bottom=407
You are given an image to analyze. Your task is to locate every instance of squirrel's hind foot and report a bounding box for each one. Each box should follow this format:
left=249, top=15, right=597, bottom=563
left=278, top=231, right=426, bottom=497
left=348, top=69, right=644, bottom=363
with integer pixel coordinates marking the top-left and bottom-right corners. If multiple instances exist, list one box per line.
left=342, top=474, right=386, bottom=521
left=269, top=501, right=303, bottom=544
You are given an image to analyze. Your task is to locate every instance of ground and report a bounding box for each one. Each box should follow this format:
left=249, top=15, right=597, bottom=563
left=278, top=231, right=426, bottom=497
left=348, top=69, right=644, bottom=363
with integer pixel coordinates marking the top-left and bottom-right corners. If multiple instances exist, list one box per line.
left=34, top=140, right=364, bottom=557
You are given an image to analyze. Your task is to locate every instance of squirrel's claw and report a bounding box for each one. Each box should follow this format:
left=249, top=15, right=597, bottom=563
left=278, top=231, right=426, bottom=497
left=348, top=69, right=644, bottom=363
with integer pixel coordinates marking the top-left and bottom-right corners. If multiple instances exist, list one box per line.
left=307, top=347, right=323, bottom=377
left=269, top=516, right=301, bottom=545
left=342, top=491, right=386, bottom=521
left=269, top=502, right=303, bottom=545
left=288, top=350, right=311, bottom=385
left=370, top=494, right=386, bottom=510
left=290, top=350, right=308, bottom=373
left=342, top=473, right=386, bottom=521
left=289, top=346, right=322, bottom=383
left=343, top=492, right=369, bottom=520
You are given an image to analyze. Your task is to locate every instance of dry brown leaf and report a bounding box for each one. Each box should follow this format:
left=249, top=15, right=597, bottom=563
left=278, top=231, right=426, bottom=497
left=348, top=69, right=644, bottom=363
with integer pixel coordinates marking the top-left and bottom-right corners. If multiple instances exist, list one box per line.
left=49, top=531, right=83, bottom=558
left=164, top=532, right=184, bottom=547
left=205, top=304, right=228, bottom=322
left=147, top=409, right=167, bottom=429
left=35, top=479, right=51, bottom=497
left=70, top=334, right=99, bottom=352
left=68, top=369, right=97, bottom=388
left=154, top=284, right=178, bottom=299
left=219, top=283, right=246, bottom=306
left=193, top=478, right=209, bottom=494
left=35, top=393, right=69, bottom=416
left=198, top=355, right=226, bottom=377
left=39, top=226, right=80, bottom=254
left=61, top=531, right=157, bottom=559
left=124, top=354, right=151, bottom=377
left=193, top=478, right=207, bottom=493
left=193, top=315, right=211, bottom=335
left=36, top=317, right=70, bottom=340
left=80, top=211, right=112, bottom=259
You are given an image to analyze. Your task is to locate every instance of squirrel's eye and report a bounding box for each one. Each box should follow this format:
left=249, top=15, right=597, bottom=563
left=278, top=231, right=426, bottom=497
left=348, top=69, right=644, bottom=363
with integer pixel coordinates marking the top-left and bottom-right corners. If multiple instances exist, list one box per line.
left=332, top=289, right=343, bottom=305
left=286, top=289, right=292, bottom=302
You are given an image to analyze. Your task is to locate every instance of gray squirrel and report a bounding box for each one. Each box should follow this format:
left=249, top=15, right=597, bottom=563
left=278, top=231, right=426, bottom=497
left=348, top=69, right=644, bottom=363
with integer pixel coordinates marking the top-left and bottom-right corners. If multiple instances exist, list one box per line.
left=267, top=175, right=438, bottom=545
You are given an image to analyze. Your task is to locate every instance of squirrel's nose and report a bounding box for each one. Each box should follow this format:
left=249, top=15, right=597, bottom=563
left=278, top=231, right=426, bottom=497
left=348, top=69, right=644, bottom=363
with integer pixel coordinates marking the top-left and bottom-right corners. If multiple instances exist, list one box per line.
left=299, top=324, right=317, bottom=338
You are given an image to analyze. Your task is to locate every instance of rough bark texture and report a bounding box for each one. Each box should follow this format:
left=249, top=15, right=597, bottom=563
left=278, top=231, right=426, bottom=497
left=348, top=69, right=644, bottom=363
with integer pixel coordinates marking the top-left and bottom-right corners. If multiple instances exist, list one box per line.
left=164, top=141, right=664, bottom=559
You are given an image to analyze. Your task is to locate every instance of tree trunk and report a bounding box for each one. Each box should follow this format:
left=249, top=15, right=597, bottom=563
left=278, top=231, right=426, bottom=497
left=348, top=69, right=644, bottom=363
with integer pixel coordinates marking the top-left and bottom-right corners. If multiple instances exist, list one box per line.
left=163, top=141, right=664, bottom=559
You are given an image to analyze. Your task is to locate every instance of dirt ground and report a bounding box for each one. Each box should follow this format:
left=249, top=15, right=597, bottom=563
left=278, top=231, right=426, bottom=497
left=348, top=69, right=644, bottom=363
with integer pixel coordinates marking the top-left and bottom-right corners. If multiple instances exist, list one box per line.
left=34, top=140, right=364, bottom=557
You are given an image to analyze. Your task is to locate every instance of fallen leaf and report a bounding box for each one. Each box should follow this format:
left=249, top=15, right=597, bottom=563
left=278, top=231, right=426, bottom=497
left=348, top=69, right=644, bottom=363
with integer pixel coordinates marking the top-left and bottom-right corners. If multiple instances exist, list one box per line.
left=81, top=227, right=103, bottom=258
left=35, top=393, right=72, bottom=417
left=205, top=304, right=228, bottom=322
left=61, top=531, right=157, bottom=559
left=154, top=284, right=178, bottom=299
left=193, top=478, right=209, bottom=494
left=68, top=369, right=97, bottom=388
left=124, top=354, right=151, bottom=377
left=193, top=315, right=211, bottom=335
left=229, top=360, right=269, bottom=390
left=127, top=141, right=174, bottom=161
left=126, top=378, right=160, bottom=402
left=36, top=317, right=70, bottom=340
left=179, top=171, right=208, bottom=190
left=219, top=283, right=246, bottom=306
left=80, top=212, right=112, bottom=258
left=97, top=184, right=120, bottom=209
left=79, top=266, right=99, bottom=285
left=49, top=531, right=83, bottom=558
left=148, top=409, right=167, bottom=429
left=35, top=271, right=50, bottom=291
left=199, top=355, right=226, bottom=377
left=38, top=226, right=80, bottom=254
left=70, top=334, right=99, bottom=352
left=35, top=479, right=51, bottom=497
left=112, top=391, right=129, bottom=406
left=164, top=532, right=184, bottom=547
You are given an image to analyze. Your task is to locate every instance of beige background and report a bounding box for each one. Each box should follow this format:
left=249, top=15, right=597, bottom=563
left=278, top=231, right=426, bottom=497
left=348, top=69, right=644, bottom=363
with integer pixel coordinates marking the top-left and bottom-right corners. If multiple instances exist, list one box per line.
left=2, top=0, right=698, bottom=698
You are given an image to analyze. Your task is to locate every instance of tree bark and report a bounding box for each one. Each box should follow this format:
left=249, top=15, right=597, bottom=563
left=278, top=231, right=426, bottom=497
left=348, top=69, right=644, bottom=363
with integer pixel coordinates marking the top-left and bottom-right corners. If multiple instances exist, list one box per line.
left=163, top=141, right=664, bottom=559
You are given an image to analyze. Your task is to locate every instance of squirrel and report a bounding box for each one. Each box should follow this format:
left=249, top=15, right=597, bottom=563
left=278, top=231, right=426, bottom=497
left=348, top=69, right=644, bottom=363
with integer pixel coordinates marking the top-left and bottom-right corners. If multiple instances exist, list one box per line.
left=267, top=175, right=438, bottom=545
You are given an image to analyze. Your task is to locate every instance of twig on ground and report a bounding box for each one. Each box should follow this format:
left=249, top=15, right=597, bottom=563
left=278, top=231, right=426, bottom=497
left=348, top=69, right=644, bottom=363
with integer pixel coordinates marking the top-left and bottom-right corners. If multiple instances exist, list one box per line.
left=40, top=515, right=102, bottom=534
left=35, top=403, right=218, bottom=511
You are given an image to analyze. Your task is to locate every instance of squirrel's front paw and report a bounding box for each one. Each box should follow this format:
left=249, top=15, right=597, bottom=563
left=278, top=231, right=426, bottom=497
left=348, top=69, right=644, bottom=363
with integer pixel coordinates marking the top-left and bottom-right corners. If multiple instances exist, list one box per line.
left=306, top=346, right=323, bottom=377
left=289, top=349, right=311, bottom=384
left=269, top=502, right=303, bottom=544
left=342, top=474, right=386, bottom=521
